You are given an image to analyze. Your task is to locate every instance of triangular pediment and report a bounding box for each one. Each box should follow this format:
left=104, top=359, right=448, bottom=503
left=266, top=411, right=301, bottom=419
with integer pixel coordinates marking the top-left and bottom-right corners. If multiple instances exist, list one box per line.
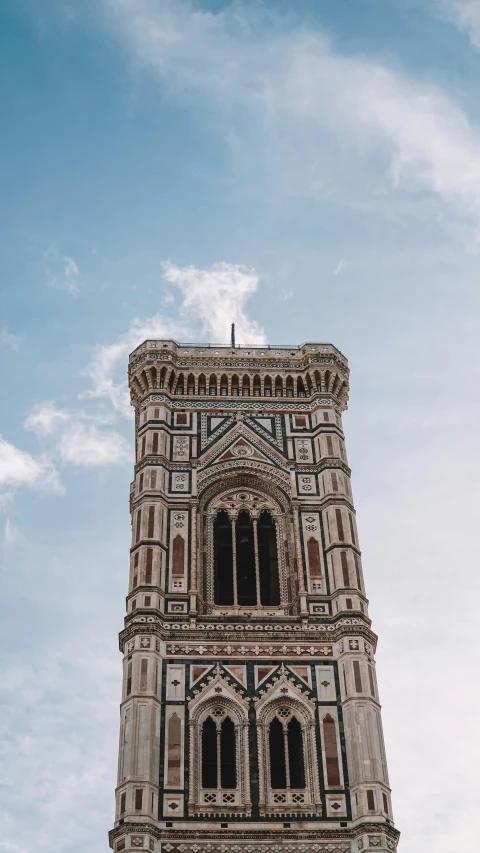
left=188, top=664, right=249, bottom=710
left=255, top=664, right=314, bottom=710
left=199, top=423, right=288, bottom=471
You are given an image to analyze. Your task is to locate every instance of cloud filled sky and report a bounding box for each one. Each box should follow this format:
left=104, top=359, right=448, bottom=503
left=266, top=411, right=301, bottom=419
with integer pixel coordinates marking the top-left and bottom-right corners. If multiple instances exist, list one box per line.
left=1, top=0, right=480, bottom=850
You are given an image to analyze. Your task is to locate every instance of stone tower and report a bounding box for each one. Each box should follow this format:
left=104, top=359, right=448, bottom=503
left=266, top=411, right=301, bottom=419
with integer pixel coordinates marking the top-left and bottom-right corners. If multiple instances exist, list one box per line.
left=109, top=339, right=399, bottom=853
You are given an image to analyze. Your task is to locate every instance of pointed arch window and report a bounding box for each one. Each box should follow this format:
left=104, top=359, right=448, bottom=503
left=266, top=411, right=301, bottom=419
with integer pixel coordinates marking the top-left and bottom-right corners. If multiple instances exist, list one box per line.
left=202, top=713, right=237, bottom=789
left=275, top=376, right=283, bottom=397
left=264, top=376, right=272, bottom=396
left=268, top=712, right=306, bottom=789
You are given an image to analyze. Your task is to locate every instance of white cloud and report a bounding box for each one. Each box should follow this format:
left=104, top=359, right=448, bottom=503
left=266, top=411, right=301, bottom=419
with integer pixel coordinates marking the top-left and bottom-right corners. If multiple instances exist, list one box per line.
left=162, top=260, right=265, bottom=344
left=44, top=248, right=80, bottom=295
left=0, top=436, right=61, bottom=493
left=0, top=327, right=21, bottom=351
left=104, top=0, right=480, bottom=229
left=333, top=258, right=347, bottom=276
left=4, top=518, right=20, bottom=546
left=24, top=402, right=71, bottom=436
left=438, top=1, right=480, bottom=49
left=24, top=403, right=130, bottom=467
left=58, top=422, right=130, bottom=467
left=83, top=260, right=265, bottom=417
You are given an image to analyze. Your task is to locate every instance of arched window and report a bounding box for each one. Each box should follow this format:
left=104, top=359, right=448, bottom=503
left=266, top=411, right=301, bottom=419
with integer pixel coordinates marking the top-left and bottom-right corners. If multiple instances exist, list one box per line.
left=258, top=511, right=280, bottom=605
left=202, top=714, right=237, bottom=789
left=323, top=714, right=341, bottom=786
left=253, top=375, right=261, bottom=397
left=236, top=511, right=256, bottom=606
left=214, top=511, right=234, bottom=605
left=242, top=375, right=250, bottom=396
left=231, top=374, right=239, bottom=396
left=168, top=370, right=175, bottom=391
left=275, top=376, right=283, bottom=397
left=209, top=375, right=217, bottom=395
left=202, top=716, right=217, bottom=788
left=297, top=377, right=306, bottom=397
left=213, top=508, right=280, bottom=607
left=264, top=376, right=272, bottom=396
left=269, top=713, right=306, bottom=789
left=220, top=374, right=228, bottom=396
left=286, top=376, right=294, bottom=397
left=159, top=367, right=167, bottom=389
left=187, top=373, right=195, bottom=394
left=176, top=373, right=185, bottom=394
left=198, top=373, right=206, bottom=395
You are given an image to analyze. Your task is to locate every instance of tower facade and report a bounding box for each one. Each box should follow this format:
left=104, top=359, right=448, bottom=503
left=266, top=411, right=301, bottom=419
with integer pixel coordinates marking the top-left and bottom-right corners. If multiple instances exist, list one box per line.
left=109, top=340, right=399, bottom=853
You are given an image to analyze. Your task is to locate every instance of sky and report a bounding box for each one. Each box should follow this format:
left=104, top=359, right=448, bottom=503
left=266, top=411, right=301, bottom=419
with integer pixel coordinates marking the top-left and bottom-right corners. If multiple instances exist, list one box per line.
left=1, top=0, right=480, bottom=851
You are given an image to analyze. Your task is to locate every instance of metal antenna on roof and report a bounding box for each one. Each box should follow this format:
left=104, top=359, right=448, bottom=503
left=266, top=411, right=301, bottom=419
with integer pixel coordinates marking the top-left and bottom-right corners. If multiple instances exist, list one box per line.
left=231, top=321, right=235, bottom=348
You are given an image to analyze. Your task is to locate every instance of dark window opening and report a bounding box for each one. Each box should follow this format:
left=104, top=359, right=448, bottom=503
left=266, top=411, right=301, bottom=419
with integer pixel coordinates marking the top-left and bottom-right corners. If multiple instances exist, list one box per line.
left=202, top=717, right=217, bottom=788
left=220, top=717, right=236, bottom=788
left=214, top=511, right=234, bottom=605
left=269, top=717, right=287, bottom=789
left=287, top=717, right=305, bottom=788
left=236, top=511, right=256, bottom=606
left=258, top=512, right=280, bottom=605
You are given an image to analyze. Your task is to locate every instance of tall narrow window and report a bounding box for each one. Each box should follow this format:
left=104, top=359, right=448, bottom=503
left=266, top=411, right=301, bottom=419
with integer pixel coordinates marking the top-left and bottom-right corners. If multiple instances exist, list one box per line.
left=135, top=510, right=142, bottom=543
left=145, top=548, right=153, bottom=584
left=172, top=535, right=185, bottom=576
left=323, top=714, right=341, bottom=786
left=135, top=789, right=143, bottom=810
left=236, top=511, right=256, bottom=606
left=349, top=513, right=356, bottom=545
left=133, top=552, right=139, bottom=588
left=367, top=790, right=375, bottom=811
left=220, top=717, right=236, bottom=788
left=139, top=473, right=144, bottom=492
left=368, top=664, right=376, bottom=698
left=326, top=435, right=334, bottom=456
left=126, top=662, right=132, bottom=696
left=340, top=551, right=350, bottom=586
left=287, top=717, right=305, bottom=788
left=202, top=717, right=217, bottom=788
left=147, top=506, right=155, bottom=538
left=151, top=470, right=157, bottom=490
left=141, top=436, right=146, bottom=457
left=331, top=472, right=338, bottom=492
left=335, top=508, right=345, bottom=541
left=353, top=660, right=363, bottom=693
left=214, top=511, right=234, bottom=605
left=354, top=553, right=362, bottom=590
left=152, top=432, right=159, bottom=454
left=257, top=512, right=280, bottom=605
left=167, top=713, right=182, bottom=786
left=269, top=717, right=287, bottom=789
left=120, top=792, right=126, bottom=814
left=139, top=659, right=148, bottom=692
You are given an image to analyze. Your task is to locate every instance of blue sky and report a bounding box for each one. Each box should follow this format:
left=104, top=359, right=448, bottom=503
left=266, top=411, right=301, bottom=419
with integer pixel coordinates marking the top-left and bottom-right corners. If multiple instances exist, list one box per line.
left=1, top=1, right=480, bottom=851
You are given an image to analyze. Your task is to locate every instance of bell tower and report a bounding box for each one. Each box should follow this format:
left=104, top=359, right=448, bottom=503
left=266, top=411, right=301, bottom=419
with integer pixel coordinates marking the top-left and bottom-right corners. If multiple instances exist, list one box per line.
left=108, top=339, right=400, bottom=853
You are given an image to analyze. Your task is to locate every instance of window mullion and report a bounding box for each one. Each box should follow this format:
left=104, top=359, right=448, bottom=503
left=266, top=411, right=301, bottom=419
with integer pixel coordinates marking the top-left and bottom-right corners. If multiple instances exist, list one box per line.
left=217, top=723, right=222, bottom=789
left=283, top=724, right=291, bottom=790
left=231, top=514, right=238, bottom=606
left=253, top=517, right=261, bottom=607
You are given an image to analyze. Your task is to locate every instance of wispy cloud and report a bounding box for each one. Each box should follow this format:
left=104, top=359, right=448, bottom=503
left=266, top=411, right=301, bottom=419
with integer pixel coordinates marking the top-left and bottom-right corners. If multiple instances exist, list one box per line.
left=104, top=0, right=480, bottom=231
left=333, top=258, right=347, bottom=276
left=0, top=436, right=61, bottom=494
left=25, top=403, right=130, bottom=467
left=83, top=259, right=265, bottom=417
left=0, top=327, right=21, bottom=351
left=437, top=0, right=480, bottom=49
left=4, top=518, right=20, bottom=546
left=44, top=248, right=80, bottom=296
